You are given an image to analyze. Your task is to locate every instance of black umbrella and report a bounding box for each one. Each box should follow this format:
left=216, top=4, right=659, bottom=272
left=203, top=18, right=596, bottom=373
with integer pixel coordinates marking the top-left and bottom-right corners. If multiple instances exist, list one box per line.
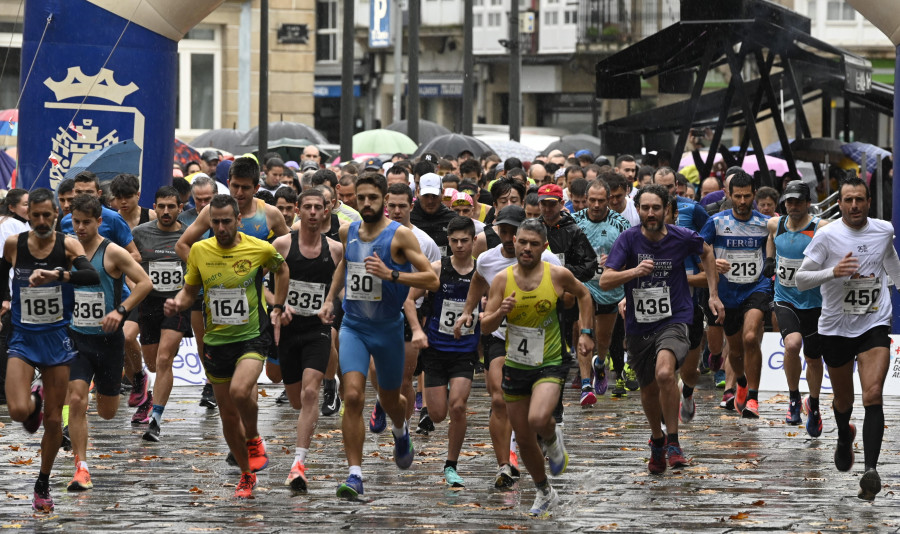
left=240, top=121, right=329, bottom=148
left=413, top=133, right=493, bottom=159
left=190, top=128, right=246, bottom=155
left=384, top=120, right=451, bottom=146
left=789, top=138, right=844, bottom=164
left=542, top=133, right=603, bottom=157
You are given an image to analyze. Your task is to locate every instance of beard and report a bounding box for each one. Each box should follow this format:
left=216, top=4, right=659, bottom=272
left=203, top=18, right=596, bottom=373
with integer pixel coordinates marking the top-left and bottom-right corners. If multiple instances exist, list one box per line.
left=641, top=219, right=662, bottom=232
left=361, top=210, right=382, bottom=223
left=34, top=226, right=54, bottom=238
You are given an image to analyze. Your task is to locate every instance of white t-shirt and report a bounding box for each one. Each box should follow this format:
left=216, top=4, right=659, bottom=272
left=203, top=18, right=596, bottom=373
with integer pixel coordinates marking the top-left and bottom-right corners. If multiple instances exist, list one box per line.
left=411, top=225, right=441, bottom=308
left=803, top=218, right=898, bottom=337
left=0, top=217, right=29, bottom=294
left=616, top=197, right=640, bottom=227
left=476, top=244, right=562, bottom=340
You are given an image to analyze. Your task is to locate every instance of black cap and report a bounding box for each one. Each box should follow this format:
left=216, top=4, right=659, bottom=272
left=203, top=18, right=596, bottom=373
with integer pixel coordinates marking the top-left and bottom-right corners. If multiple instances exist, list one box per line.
left=780, top=180, right=811, bottom=203
left=493, top=205, right=526, bottom=227
left=594, top=156, right=611, bottom=167
left=201, top=149, right=220, bottom=162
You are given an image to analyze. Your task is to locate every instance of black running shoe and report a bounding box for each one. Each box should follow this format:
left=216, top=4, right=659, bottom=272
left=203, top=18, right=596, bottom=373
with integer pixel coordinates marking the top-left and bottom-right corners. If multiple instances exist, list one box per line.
left=275, top=389, right=290, bottom=405
left=199, top=383, right=217, bottom=409
left=321, top=386, right=341, bottom=416
left=416, top=407, right=435, bottom=435
left=142, top=418, right=161, bottom=442
left=60, top=425, right=71, bottom=451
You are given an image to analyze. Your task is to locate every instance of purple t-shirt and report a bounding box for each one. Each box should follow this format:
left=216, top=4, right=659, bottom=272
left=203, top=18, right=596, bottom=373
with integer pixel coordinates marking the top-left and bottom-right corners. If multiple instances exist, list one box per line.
left=699, top=190, right=724, bottom=206
left=606, top=225, right=705, bottom=336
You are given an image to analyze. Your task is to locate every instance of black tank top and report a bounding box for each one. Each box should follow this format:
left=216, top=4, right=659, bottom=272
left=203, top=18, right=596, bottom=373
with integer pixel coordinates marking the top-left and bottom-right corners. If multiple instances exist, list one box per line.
left=17, top=231, right=67, bottom=271
left=284, top=231, right=335, bottom=328
left=139, top=207, right=151, bottom=225
left=323, top=213, right=340, bottom=242
left=484, top=224, right=501, bottom=250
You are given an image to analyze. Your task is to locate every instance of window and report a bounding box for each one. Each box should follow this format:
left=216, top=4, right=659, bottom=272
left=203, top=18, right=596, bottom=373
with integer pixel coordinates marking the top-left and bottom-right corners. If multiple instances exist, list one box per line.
left=176, top=26, right=221, bottom=135
left=488, top=13, right=501, bottom=26
left=475, top=13, right=483, bottom=26
left=807, top=0, right=816, bottom=22
left=317, top=0, right=339, bottom=63
left=565, top=9, right=577, bottom=25
left=545, top=11, right=558, bottom=25
left=826, top=1, right=855, bottom=21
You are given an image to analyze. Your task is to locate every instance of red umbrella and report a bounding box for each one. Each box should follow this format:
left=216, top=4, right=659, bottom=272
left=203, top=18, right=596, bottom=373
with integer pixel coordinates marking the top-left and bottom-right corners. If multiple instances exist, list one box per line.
left=174, top=138, right=201, bottom=168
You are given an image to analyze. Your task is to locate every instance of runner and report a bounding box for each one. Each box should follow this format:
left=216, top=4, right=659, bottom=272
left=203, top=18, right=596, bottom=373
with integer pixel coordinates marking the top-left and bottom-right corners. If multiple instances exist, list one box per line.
left=600, top=184, right=723, bottom=473
left=272, top=188, right=342, bottom=493
left=796, top=176, right=898, bottom=501
left=110, top=173, right=156, bottom=229
left=317, top=172, right=439, bottom=499
left=407, top=216, right=479, bottom=488
left=165, top=194, right=289, bottom=499
left=481, top=219, right=594, bottom=517
left=65, top=195, right=152, bottom=490
left=764, top=181, right=826, bottom=434
left=454, top=205, right=561, bottom=489
left=132, top=186, right=192, bottom=442
left=1, top=188, right=100, bottom=512
left=699, top=170, right=772, bottom=418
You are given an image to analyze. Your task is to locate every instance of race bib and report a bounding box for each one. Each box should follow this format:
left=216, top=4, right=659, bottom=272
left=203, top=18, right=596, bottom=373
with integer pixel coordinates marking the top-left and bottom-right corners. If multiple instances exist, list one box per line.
left=72, top=291, right=105, bottom=328
left=439, top=246, right=448, bottom=257
left=776, top=256, right=802, bottom=288
left=632, top=286, right=672, bottom=323
left=842, top=277, right=880, bottom=315
left=506, top=323, right=544, bottom=367
left=438, top=300, right=476, bottom=336
left=149, top=261, right=184, bottom=292
left=208, top=288, right=249, bottom=325
left=20, top=286, right=64, bottom=324
left=592, top=248, right=606, bottom=282
left=286, top=280, right=325, bottom=316
left=556, top=253, right=566, bottom=266
left=725, top=250, right=762, bottom=284
left=345, top=262, right=382, bottom=301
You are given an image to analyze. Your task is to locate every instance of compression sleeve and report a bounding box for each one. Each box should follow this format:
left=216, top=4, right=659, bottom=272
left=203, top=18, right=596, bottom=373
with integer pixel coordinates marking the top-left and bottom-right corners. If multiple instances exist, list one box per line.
left=69, top=255, right=100, bottom=286
left=796, top=256, right=835, bottom=291
left=0, top=257, right=10, bottom=301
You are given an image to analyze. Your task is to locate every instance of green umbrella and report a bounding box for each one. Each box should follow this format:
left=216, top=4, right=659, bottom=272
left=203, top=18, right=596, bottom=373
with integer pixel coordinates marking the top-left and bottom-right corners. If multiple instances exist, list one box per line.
left=352, top=129, right=418, bottom=155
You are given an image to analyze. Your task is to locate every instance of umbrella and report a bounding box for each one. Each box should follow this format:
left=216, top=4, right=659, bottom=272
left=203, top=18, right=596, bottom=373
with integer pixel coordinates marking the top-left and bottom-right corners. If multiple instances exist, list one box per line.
left=413, top=133, right=493, bottom=159
left=480, top=137, right=538, bottom=161
left=190, top=128, right=246, bottom=155
left=742, top=154, right=791, bottom=177
left=842, top=142, right=891, bottom=174
left=763, top=139, right=792, bottom=156
left=174, top=138, right=200, bottom=168
left=240, top=121, right=329, bottom=148
left=678, top=150, right=722, bottom=171
left=0, top=149, right=14, bottom=189
left=255, top=137, right=332, bottom=163
left=560, top=133, right=602, bottom=156
left=384, top=119, right=451, bottom=145
left=65, top=139, right=142, bottom=183
left=352, top=129, right=418, bottom=154
left=789, top=138, right=844, bottom=164
left=0, top=109, right=16, bottom=136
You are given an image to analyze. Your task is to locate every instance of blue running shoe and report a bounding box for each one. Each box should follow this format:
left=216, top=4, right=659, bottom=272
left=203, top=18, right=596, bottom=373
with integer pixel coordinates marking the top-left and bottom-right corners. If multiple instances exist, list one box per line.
left=414, top=392, right=423, bottom=412
left=591, top=354, right=608, bottom=396
left=785, top=398, right=802, bottom=425
left=804, top=396, right=822, bottom=438
left=369, top=400, right=386, bottom=434
left=393, top=427, right=415, bottom=469
left=337, top=474, right=364, bottom=499
left=714, top=369, right=726, bottom=389
left=546, top=426, right=569, bottom=476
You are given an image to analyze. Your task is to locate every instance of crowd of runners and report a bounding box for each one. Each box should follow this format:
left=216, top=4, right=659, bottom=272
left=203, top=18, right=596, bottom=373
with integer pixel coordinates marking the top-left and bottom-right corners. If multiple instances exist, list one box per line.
left=0, top=146, right=893, bottom=516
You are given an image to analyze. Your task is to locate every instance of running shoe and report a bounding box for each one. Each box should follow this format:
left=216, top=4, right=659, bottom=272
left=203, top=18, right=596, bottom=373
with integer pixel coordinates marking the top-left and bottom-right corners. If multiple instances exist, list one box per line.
left=23, top=381, right=43, bottom=434
left=858, top=468, right=881, bottom=501
left=337, top=474, right=364, bottom=499
left=393, top=427, right=415, bottom=470
left=416, top=407, right=435, bottom=435
left=131, top=391, right=153, bottom=425
left=623, top=364, right=640, bottom=391
left=275, top=389, right=289, bottom=405
left=509, top=450, right=520, bottom=476
left=528, top=486, right=559, bottom=517
left=580, top=387, right=597, bottom=407
left=834, top=423, right=856, bottom=472
left=321, top=385, right=341, bottom=416
left=720, top=388, right=735, bottom=410
left=199, top=383, right=217, bottom=409
left=247, top=436, right=269, bottom=472
left=679, top=391, right=695, bottom=424
left=234, top=472, right=257, bottom=499
left=710, top=353, right=724, bottom=373
left=786, top=398, right=802, bottom=425
left=444, top=466, right=464, bottom=488
left=648, top=440, right=667, bottom=474
left=494, top=464, right=515, bottom=489
left=741, top=398, right=759, bottom=419
left=804, top=396, right=823, bottom=438
left=570, top=373, right=581, bottom=390
left=142, top=418, right=161, bottom=442
left=67, top=465, right=93, bottom=491
left=667, top=443, right=689, bottom=468
left=60, top=425, right=71, bottom=451
left=611, top=379, right=627, bottom=398
left=699, top=348, right=711, bottom=375
left=415, top=392, right=423, bottom=412
left=714, top=369, right=726, bottom=388
left=734, top=384, right=748, bottom=413
left=546, top=426, right=569, bottom=476
left=552, top=399, right=564, bottom=425
left=128, top=371, right=149, bottom=408
left=225, top=451, right=237, bottom=467
left=32, top=486, right=53, bottom=512
left=285, top=460, right=308, bottom=493
left=369, top=400, right=387, bottom=434
left=591, top=354, right=608, bottom=396
left=120, top=375, right=133, bottom=393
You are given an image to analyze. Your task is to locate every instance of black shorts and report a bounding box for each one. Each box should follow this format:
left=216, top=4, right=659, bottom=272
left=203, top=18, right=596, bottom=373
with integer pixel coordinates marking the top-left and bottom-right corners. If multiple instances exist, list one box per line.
left=264, top=323, right=279, bottom=363
left=688, top=302, right=704, bottom=350
left=68, top=329, right=125, bottom=397
left=820, top=325, right=891, bottom=369
left=773, top=302, right=823, bottom=359
left=482, top=334, right=506, bottom=371
left=719, top=291, right=773, bottom=337
left=191, top=294, right=204, bottom=313
left=421, top=347, right=477, bottom=387
left=697, top=288, right=722, bottom=328
left=625, top=323, right=690, bottom=388
left=278, top=323, right=331, bottom=384
left=202, top=332, right=271, bottom=384
left=501, top=361, right=570, bottom=402
left=332, top=298, right=345, bottom=331
left=403, top=316, right=413, bottom=343
left=126, top=305, right=140, bottom=324
left=139, top=295, right=192, bottom=345
left=593, top=301, right=618, bottom=315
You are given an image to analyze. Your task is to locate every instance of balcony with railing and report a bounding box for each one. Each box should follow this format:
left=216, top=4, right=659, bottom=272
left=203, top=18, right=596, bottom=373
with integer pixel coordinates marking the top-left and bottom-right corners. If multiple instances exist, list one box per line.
left=576, top=0, right=679, bottom=53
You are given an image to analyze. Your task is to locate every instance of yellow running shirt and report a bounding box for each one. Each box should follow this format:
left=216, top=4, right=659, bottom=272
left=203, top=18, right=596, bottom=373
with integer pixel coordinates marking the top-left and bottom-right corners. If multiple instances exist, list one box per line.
left=503, top=262, right=566, bottom=369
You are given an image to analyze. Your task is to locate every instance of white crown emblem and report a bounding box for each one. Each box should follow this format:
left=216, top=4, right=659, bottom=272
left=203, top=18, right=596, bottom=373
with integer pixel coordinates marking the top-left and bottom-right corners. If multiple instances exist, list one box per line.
left=44, top=67, right=138, bottom=104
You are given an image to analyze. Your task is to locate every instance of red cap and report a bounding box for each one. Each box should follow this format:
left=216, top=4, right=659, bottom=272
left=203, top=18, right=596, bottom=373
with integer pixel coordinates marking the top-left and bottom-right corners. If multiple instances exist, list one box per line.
left=537, top=184, right=563, bottom=201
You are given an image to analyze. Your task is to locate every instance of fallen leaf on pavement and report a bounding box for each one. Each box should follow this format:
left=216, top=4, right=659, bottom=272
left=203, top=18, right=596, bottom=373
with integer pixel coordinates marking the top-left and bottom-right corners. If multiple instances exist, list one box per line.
left=729, top=512, right=749, bottom=520
left=751, top=500, right=765, bottom=506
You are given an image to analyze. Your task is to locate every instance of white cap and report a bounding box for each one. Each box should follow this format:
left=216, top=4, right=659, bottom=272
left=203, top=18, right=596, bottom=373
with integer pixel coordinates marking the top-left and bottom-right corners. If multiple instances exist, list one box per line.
left=419, top=173, right=441, bottom=196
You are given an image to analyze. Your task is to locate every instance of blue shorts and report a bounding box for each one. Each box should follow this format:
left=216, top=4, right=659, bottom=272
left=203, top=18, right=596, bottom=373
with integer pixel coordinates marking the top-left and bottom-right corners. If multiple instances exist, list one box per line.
left=339, top=313, right=405, bottom=391
left=9, top=325, right=77, bottom=368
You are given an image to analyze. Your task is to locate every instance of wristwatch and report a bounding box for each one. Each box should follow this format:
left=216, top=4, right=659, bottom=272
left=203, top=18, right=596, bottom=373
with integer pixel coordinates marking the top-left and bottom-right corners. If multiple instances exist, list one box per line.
left=391, top=269, right=400, bottom=281
left=580, top=328, right=594, bottom=336
left=272, top=304, right=285, bottom=311
left=116, top=305, right=127, bottom=315
left=54, top=267, right=65, bottom=281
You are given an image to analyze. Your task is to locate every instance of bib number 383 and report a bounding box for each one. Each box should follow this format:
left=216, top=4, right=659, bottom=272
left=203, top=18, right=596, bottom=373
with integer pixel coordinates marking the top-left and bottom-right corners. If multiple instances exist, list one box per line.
left=20, top=286, right=63, bottom=324
left=149, top=261, right=184, bottom=292
left=345, top=262, right=382, bottom=301
left=842, top=277, right=880, bottom=315
left=209, top=288, right=249, bottom=325
left=506, top=324, right=544, bottom=367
